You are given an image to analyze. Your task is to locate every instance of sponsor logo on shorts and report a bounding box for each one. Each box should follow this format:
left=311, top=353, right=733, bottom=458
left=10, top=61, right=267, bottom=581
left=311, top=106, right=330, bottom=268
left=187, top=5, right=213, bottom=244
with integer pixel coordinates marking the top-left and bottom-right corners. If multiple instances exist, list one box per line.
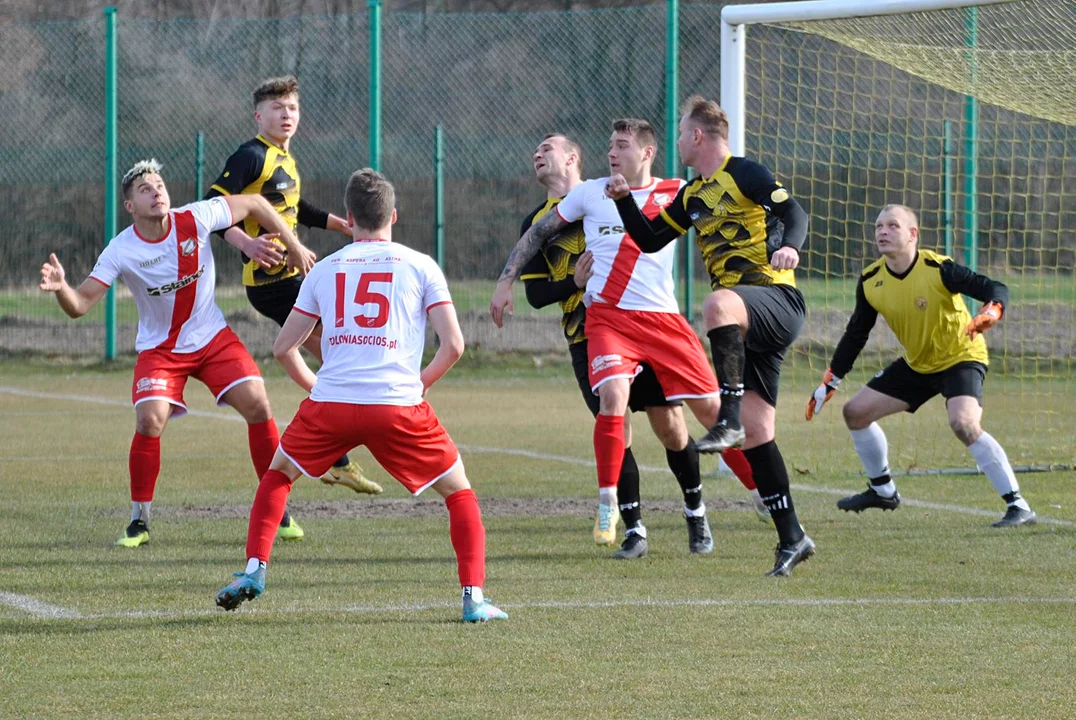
left=590, top=354, right=623, bottom=373
left=770, top=187, right=790, bottom=203
left=136, top=377, right=169, bottom=394
left=874, top=369, right=885, bottom=379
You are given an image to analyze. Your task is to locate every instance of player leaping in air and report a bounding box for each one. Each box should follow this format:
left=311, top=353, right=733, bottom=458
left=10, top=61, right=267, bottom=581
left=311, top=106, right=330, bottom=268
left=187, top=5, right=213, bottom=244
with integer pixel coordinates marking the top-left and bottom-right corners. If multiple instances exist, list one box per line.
left=206, top=75, right=383, bottom=503
left=806, top=204, right=1037, bottom=528
left=40, top=160, right=297, bottom=548
left=492, top=119, right=753, bottom=559
left=605, top=96, right=815, bottom=576
left=518, top=133, right=768, bottom=558
left=217, top=169, right=507, bottom=622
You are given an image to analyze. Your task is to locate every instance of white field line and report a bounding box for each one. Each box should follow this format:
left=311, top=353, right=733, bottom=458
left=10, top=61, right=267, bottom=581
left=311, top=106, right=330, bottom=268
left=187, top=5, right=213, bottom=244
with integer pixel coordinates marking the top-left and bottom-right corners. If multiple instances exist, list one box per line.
left=1, top=386, right=1073, bottom=528
left=0, top=591, right=81, bottom=619
left=3, top=595, right=1072, bottom=623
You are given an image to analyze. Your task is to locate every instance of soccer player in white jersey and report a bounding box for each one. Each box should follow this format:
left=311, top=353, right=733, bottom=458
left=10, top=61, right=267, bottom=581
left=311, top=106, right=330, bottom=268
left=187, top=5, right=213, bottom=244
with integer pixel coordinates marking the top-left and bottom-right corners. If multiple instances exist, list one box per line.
left=216, top=168, right=508, bottom=622
left=491, top=119, right=733, bottom=557
left=39, top=160, right=303, bottom=547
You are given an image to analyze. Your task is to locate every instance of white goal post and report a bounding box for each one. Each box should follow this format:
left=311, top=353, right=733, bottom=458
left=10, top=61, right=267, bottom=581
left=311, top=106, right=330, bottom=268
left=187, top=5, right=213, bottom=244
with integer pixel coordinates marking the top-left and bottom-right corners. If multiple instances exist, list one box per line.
left=719, top=0, right=1018, bottom=155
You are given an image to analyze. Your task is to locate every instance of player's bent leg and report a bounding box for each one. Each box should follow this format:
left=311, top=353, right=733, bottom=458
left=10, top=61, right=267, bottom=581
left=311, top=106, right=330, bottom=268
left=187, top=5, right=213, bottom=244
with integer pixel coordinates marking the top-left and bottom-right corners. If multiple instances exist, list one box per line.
left=119, top=401, right=174, bottom=548
left=430, top=468, right=507, bottom=622
left=220, top=380, right=304, bottom=540
left=699, top=290, right=750, bottom=452
left=947, top=396, right=1037, bottom=527
left=216, top=452, right=303, bottom=611
left=839, top=387, right=908, bottom=513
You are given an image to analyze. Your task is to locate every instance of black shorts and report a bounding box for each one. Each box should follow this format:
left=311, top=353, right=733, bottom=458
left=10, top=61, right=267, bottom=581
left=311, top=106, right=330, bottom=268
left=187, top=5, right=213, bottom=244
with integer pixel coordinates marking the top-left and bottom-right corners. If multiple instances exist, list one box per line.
left=569, top=341, right=681, bottom=417
left=246, top=278, right=304, bottom=327
left=730, top=283, right=806, bottom=407
left=867, top=358, right=986, bottom=413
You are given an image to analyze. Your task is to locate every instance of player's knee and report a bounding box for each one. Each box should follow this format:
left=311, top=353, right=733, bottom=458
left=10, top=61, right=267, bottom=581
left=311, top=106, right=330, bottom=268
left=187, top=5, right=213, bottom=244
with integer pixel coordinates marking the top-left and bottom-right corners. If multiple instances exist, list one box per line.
left=842, top=400, right=870, bottom=430
left=949, top=417, right=980, bottom=445
left=236, top=392, right=273, bottom=424
left=702, top=290, right=737, bottom=327
left=134, top=413, right=167, bottom=437
left=652, top=418, right=687, bottom=450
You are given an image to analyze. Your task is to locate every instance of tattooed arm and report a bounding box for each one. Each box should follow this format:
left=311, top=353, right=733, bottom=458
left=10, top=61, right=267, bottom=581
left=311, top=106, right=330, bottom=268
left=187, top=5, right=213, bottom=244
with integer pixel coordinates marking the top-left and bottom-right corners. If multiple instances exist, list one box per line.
left=489, top=210, right=569, bottom=328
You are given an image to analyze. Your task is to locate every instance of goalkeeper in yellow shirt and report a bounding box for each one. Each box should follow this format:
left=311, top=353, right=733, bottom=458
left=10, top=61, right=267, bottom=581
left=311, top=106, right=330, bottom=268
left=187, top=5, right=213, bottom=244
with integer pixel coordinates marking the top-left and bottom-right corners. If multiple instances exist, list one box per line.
left=806, top=204, right=1036, bottom=527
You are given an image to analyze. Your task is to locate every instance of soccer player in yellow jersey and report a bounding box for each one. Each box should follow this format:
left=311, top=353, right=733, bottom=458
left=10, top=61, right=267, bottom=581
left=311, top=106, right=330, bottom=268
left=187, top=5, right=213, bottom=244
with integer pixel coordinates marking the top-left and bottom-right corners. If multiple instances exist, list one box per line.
left=806, top=204, right=1036, bottom=528
left=606, top=96, right=814, bottom=576
left=207, top=76, right=383, bottom=505
left=518, top=134, right=766, bottom=558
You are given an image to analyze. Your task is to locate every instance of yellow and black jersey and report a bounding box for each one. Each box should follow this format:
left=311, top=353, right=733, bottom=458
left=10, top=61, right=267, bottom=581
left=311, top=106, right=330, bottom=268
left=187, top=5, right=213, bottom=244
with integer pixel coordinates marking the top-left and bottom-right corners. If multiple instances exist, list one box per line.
left=518, top=197, right=588, bottom=345
left=830, top=248, right=1009, bottom=376
left=206, top=134, right=329, bottom=287
left=612, top=155, right=809, bottom=290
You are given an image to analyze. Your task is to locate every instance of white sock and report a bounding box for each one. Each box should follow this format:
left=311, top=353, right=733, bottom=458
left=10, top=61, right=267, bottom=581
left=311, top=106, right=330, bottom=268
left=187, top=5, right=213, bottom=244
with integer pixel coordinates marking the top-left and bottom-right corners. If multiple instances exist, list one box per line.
left=244, top=557, right=265, bottom=575
left=851, top=423, right=891, bottom=479
left=463, top=586, right=483, bottom=604
left=684, top=502, right=706, bottom=518
left=871, top=480, right=898, bottom=499
left=130, top=501, right=151, bottom=524
left=968, top=432, right=1026, bottom=507
left=598, top=487, right=618, bottom=507
left=625, top=524, right=648, bottom=539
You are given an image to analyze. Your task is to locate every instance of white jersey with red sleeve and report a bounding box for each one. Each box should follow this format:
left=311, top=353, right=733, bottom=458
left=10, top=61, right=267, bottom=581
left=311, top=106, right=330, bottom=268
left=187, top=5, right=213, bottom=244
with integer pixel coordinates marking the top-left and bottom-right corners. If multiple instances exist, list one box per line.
left=88, top=197, right=234, bottom=353
left=555, top=177, right=684, bottom=313
left=293, top=240, right=452, bottom=406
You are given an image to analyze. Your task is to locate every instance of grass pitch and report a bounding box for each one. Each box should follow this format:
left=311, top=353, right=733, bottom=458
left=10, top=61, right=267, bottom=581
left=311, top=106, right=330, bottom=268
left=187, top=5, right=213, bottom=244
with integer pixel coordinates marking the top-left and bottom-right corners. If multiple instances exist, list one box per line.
left=0, top=360, right=1072, bottom=719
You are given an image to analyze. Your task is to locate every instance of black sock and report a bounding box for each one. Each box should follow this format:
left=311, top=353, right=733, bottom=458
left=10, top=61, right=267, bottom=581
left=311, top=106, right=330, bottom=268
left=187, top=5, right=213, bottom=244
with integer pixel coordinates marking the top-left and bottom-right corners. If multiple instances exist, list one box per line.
left=743, top=440, right=804, bottom=546
left=333, top=454, right=350, bottom=468
left=1002, top=491, right=1023, bottom=506
left=280, top=509, right=292, bottom=527
left=666, top=438, right=703, bottom=511
left=869, top=474, right=892, bottom=487
left=707, top=325, right=745, bottom=426
left=618, top=446, right=643, bottom=531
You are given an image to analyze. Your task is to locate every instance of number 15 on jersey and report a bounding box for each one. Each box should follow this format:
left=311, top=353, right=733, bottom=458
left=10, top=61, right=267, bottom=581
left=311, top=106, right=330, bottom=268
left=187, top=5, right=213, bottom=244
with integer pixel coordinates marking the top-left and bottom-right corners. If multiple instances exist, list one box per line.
left=335, top=272, right=393, bottom=329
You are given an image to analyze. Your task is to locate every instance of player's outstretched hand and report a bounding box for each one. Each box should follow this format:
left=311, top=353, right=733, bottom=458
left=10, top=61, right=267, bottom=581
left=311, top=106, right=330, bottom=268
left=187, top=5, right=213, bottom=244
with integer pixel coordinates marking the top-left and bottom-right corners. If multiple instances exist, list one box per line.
left=805, top=368, right=840, bottom=421
left=966, top=301, right=1002, bottom=339
left=604, top=173, right=630, bottom=200
left=489, top=281, right=514, bottom=328
left=288, top=243, right=318, bottom=277
left=770, top=246, right=800, bottom=271
left=39, top=253, right=66, bottom=292
left=574, top=251, right=594, bottom=289
left=243, top=233, right=285, bottom=269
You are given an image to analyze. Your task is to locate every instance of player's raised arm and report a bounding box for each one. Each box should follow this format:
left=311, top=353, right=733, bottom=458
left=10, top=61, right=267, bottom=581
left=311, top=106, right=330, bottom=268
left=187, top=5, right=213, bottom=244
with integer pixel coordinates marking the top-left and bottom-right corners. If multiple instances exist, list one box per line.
left=806, top=274, right=879, bottom=420
left=606, top=173, right=684, bottom=252
left=489, top=210, right=570, bottom=327
left=421, top=303, right=465, bottom=393
left=39, top=253, right=110, bottom=319
left=224, top=194, right=317, bottom=275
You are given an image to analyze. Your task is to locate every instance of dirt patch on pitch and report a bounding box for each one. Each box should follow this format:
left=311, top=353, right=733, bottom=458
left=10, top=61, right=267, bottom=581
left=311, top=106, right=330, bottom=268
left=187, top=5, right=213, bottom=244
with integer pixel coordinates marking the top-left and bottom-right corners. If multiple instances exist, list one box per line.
left=128, top=496, right=753, bottom=520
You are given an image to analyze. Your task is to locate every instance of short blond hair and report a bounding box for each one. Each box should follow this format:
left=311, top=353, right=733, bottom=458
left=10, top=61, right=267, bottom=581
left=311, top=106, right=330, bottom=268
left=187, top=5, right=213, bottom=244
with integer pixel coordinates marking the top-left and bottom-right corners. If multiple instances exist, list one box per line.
left=121, top=159, right=163, bottom=198
left=681, top=95, right=729, bottom=140
left=880, top=204, right=919, bottom=228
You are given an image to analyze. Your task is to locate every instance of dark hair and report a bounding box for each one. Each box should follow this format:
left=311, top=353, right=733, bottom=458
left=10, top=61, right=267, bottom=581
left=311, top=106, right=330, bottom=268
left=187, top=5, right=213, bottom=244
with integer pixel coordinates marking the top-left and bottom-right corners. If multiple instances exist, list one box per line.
left=611, top=118, right=657, bottom=149
left=253, top=75, right=300, bottom=107
left=344, top=168, right=395, bottom=229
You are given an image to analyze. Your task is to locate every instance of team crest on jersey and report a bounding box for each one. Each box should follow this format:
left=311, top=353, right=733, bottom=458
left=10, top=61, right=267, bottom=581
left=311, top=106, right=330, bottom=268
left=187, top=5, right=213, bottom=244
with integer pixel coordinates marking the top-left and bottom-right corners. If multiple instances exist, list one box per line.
left=652, top=193, right=672, bottom=207
left=591, top=354, right=623, bottom=372
left=915, top=296, right=928, bottom=311
left=180, top=238, right=196, bottom=256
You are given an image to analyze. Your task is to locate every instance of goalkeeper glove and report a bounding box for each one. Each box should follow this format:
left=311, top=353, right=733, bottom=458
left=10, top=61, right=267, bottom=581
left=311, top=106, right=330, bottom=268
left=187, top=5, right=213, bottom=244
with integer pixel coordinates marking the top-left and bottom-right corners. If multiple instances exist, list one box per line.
left=805, top=368, right=841, bottom=421
left=966, top=301, right=1003, bottom=340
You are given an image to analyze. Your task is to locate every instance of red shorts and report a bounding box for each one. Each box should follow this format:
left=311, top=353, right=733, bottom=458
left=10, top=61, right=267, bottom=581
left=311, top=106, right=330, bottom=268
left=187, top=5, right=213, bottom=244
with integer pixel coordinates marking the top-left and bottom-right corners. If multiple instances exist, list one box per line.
left=279, top=399, right=461, bottom=495
left=131, top=327, right=262, bottom=415
left=585, top=303, right=718, bottom=400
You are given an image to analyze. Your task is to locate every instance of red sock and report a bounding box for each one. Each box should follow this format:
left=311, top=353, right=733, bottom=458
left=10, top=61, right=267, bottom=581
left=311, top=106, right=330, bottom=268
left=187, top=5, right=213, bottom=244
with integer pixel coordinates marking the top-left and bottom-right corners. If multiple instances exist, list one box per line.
left=247, top=419, right=280, bottom=480
left=129, top=432, right=161, bottom=503
left=593, top=413, right=626, bottom=490
left=445, top=488, right=485, bottom=588
left=723, top=447, right=756, bottom=491
left=245, top=469, right=293, bottom=562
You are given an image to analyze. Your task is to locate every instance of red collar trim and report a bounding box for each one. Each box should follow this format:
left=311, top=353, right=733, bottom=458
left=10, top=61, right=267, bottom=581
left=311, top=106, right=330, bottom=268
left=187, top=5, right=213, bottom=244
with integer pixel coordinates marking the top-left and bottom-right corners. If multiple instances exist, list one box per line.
left=627, top=178, right=657, bottom=191
left=353, top=237, right=389, bottom=243
left=133, top=216, right=172, bottom=244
